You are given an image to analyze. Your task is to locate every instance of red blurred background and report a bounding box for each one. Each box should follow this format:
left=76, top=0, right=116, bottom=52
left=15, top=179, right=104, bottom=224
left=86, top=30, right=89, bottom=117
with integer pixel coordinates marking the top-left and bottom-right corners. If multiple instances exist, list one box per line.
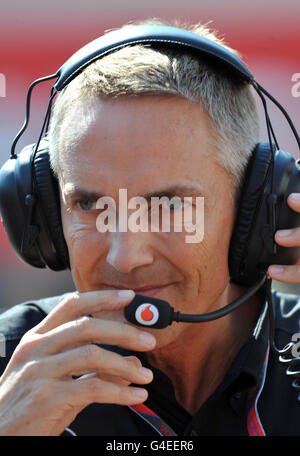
left=0, top=0, right=299, bottom=311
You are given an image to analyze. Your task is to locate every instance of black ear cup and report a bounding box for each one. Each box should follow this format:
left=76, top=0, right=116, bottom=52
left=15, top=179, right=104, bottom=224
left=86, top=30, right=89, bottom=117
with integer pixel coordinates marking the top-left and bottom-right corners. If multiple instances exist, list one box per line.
left=229, top=143, right=272, bottom=282
left=32, top=140, right=70, bottom=269
left=0, top=139, right=69, bottom=271
left=229, top=142, right=300, bottom=286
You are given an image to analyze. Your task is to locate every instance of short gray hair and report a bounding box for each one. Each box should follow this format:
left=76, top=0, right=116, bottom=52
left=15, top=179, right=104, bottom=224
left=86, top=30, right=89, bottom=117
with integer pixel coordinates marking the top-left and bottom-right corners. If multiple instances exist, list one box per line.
left=48, top=18, right=260, bottom=195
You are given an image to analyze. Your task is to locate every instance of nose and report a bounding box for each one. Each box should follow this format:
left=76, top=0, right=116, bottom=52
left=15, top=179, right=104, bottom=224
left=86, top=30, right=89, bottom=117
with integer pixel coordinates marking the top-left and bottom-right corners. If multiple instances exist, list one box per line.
left=106, top=231, right=154, bottom=274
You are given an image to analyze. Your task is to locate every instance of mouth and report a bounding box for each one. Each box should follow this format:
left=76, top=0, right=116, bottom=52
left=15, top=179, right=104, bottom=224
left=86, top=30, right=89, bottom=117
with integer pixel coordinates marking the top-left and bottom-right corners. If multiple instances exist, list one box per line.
left=103, top=283, right=173, bottom=297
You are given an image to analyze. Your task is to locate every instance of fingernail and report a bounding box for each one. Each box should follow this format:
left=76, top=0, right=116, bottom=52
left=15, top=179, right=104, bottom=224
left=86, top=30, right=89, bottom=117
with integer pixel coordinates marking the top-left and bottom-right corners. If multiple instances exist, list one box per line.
left=139, top=332, right=156, bottom=346
left=269, top=265, right=284, bottom=276
left=118, top=290, right=135, bottom=299
left=139, top=367, right=153, bottom=379
left=289, top=193, right=300, bottom=201
left=133, top=388, right=147, bottom=399
left=277, top=229, right=292, bottom=238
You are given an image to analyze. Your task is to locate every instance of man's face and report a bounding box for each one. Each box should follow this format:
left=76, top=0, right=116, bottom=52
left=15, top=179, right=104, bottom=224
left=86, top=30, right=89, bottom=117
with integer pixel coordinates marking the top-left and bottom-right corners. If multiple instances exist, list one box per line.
left=58, top=94, right=236, bottom=348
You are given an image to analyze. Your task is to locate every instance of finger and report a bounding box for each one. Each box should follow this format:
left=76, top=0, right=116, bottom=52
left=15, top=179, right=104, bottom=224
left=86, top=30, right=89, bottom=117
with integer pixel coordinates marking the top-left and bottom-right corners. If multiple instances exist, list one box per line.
left=71, top=355, right=143, bottom=385
left=268, top=264, right=300, bottom=283
left=75, top=372, right=131, bottom=387
left=45, top=347, right=151, bottom=385
left=62, top=375, right=149, bottom=407
left=274, top=227, right=300, bottom=247
left=34, top=290, right=135, bottom=334
left=287, top=193, right=300, bottom=212
left=31, top=317, right=156, bottom=357
left=95, top=374, right=131, bottom=386
left=125, top=355, right=143, bottom=368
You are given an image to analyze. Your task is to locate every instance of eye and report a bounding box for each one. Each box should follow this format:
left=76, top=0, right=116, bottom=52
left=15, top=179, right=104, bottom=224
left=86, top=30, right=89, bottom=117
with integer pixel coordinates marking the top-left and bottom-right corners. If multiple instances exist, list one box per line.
left=149, top=198, right=191, bottom=216
left=163, top=198, right=190, bottom=210
left=77, top=200, right=96, bottom=211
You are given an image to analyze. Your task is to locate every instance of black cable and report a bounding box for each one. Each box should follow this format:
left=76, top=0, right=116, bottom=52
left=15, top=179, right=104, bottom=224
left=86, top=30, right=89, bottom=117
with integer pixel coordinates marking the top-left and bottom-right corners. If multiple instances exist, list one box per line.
left=30, top=91, right=57, bottom=195
left=44, top=87, right=56, bottom=135
left=253, top=87, right=276, bottom=191
left=173, top=273, right=267, bottom=323
left=254, top=82, right=300, bottom=155
left=255, top=86, right=280, bottom=150
left=267, top=117, right=280, bottom=152
left=10, top=74, right=57, bottom=159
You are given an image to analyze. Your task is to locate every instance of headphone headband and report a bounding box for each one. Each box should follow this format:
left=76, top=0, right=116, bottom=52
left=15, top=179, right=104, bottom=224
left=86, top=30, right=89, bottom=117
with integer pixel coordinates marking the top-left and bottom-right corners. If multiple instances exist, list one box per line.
left=54, top=25, right=254, bottom=91
left=1, top=20, right=300, bottom=293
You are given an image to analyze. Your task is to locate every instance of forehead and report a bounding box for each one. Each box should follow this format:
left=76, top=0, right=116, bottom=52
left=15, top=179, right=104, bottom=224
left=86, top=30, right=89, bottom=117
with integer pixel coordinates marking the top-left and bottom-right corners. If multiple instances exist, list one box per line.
left=58, top=94, right=219, bottom=197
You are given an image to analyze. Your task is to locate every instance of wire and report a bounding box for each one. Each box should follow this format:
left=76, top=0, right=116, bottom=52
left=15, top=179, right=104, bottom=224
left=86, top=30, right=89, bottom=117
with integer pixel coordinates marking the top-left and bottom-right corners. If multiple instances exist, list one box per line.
left=30, top=90, right=57, bottom=195
left=174, top=273, right=267, bottom=323
left=44, top=86, right=56, bottom=135
left=10, top=74, right=57, bottom=159
left=253, top=86, right=277, bottom=192
left=254, top=82, right=300, bottom=156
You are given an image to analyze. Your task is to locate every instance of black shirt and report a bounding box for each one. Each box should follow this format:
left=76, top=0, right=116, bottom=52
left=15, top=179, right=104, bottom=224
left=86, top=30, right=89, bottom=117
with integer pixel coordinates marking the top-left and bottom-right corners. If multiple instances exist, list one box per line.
left=0, top=290, right=299, bottom=436
left=119, top=300, right=269, bottom=436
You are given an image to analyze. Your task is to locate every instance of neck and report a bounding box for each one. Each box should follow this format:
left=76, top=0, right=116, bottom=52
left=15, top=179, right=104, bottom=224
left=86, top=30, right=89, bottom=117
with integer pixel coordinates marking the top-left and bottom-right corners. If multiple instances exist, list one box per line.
left=145, top=283, right=263, bottom=415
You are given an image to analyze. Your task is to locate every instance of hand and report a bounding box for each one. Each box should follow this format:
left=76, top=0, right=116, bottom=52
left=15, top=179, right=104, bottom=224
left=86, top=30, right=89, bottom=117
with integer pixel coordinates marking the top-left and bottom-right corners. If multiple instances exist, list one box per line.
left=268, top=193, right=300, bottom=283
left=0, top=290, right=156, bottom=436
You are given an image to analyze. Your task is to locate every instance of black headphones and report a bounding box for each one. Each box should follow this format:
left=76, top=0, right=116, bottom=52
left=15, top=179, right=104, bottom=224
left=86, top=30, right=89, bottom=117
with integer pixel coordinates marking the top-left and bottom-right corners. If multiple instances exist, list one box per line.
left=1, top=24, right=300, bottom=288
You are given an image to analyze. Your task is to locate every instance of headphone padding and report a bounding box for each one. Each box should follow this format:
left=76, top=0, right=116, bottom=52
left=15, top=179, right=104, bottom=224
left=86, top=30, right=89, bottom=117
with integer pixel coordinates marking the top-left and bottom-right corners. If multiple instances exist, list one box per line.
left=229, top=143, right=273, bottom=280
left=33, top=144, right=70, bottom=269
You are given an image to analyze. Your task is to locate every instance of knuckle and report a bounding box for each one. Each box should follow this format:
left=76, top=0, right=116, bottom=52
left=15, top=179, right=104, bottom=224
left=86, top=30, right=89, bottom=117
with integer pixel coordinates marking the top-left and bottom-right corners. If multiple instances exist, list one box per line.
left=21, top=360, right=41, bottom=381
left=12, top=344, right=28, bottom=365
left=125, top=355, right=142, bottom=368
left=84, top=344, right=101, bottom=363
left=86, top=377, right=103, bottom=400
left=61, top=291, right=81, bottom=313
left=75, top=315, right=93, bottom=336
left=12, top=334, right=41, bottom=364
left=64, top=290, right=80, bottom=303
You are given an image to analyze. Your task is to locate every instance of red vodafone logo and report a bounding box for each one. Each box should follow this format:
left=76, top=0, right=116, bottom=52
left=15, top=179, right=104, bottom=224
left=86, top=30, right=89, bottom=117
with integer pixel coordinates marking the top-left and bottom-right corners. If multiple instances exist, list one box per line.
left=135, top=303, right=159, bottom=326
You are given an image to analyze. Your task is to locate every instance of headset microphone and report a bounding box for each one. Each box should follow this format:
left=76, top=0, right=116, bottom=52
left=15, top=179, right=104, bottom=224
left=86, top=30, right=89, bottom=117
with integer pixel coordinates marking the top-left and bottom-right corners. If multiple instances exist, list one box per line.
left=124, top=273, right=267, bottom=328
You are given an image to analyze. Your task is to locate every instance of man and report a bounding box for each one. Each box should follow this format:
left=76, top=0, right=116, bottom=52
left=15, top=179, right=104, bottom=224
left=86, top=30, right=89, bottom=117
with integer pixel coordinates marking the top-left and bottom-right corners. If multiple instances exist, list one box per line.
left=0, top=18, right=300, bottom=436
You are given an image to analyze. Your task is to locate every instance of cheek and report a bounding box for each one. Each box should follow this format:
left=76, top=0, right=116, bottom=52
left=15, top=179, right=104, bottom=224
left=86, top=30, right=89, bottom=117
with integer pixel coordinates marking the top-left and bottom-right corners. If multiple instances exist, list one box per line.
left=64, top=226, right=107, bottom=291
left=200, top=203, right=235, bottom=294
left=184, top=205, right=234, bottom=295
left=183, top=205, right=233, bottom=269
left=160, top=201, right=234, bottom=289
left=61, top=210, right=105, bottom=271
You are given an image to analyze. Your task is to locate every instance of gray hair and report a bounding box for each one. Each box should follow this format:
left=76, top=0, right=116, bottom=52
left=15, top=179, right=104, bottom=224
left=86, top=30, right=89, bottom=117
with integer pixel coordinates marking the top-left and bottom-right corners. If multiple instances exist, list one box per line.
left=48, top=18, right=260, bottom=195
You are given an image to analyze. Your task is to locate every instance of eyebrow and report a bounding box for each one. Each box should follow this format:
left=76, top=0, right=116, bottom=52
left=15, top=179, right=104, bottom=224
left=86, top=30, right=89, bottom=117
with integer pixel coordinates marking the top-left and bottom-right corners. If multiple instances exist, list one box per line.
left=63, top=184, right=205, bottom=203
left=64, top=186, right=105, bottom=202
left=142, top=185, right=205, bottom=201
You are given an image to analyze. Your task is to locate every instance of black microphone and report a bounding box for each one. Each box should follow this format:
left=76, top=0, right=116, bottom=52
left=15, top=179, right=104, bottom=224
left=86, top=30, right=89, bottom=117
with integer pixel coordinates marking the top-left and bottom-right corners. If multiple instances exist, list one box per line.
left=124, top=295, right=175, bottom=329
left=124, top=274, right=267, bottom=329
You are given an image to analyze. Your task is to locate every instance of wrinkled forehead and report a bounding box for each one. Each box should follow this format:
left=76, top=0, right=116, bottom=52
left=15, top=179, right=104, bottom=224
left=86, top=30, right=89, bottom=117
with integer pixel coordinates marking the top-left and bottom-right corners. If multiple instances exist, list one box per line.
left=56, top=94, right=222, bottom=200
